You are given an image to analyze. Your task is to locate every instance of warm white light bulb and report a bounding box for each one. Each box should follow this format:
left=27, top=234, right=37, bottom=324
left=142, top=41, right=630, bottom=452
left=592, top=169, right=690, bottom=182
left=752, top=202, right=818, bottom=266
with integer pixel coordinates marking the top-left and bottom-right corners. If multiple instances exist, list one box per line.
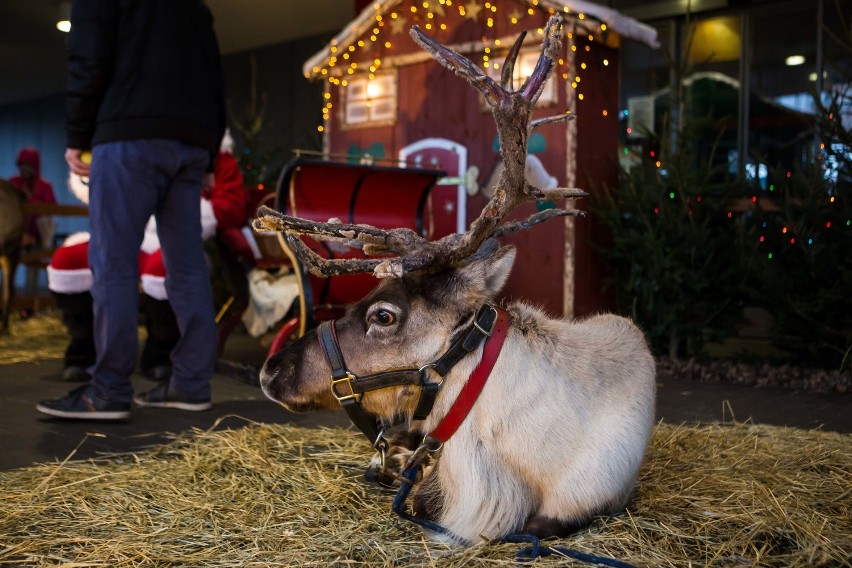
left=785, top=54, right=805, bottom=66
left=57, top=20, right=71, bottom=32
left=367, top=81, right=383, bottom=98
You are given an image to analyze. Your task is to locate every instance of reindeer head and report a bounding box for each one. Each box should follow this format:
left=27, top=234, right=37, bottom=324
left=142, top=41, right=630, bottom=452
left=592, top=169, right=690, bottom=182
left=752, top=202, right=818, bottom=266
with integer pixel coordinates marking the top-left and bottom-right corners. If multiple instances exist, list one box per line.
left=255, top=15, right=585, bottom=422
left=260, top=244, right=516, bottom=415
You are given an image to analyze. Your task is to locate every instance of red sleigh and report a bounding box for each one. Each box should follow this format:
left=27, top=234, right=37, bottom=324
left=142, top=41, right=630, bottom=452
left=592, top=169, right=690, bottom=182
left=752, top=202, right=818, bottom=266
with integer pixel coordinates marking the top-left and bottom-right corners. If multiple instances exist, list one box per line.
left=217, top=152, right=454, bottom=357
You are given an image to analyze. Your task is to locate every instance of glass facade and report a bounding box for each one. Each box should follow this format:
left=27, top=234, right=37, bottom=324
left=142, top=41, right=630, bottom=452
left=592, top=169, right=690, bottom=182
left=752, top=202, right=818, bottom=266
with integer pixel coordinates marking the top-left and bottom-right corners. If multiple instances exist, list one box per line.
left=614, top=0, right=852, bottom=182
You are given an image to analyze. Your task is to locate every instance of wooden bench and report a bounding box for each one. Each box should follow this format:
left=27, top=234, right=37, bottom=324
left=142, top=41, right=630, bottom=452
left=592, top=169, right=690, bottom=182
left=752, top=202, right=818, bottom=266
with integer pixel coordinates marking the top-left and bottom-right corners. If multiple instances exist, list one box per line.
left=15, top=203, right=89, bottom=311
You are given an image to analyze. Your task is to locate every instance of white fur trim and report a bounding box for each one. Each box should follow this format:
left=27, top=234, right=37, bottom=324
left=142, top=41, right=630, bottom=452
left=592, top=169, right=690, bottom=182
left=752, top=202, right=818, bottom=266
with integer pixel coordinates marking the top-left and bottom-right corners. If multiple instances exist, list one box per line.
left=61, top=232, right=91, bottom=247
left=141, top=200, right=215, bottom=253
left=68, top=173, right=90, bottom=205
left=220, top=129, right=234, bottom=154
left=200, top=197, right=217, bottom=240
left=140, top=274, right=168, bottom=300
left=241, top=226, right=263, bottom=260
left=139, top=217, right=160, bottom=254
left=47, top=266, right=93, bottom=294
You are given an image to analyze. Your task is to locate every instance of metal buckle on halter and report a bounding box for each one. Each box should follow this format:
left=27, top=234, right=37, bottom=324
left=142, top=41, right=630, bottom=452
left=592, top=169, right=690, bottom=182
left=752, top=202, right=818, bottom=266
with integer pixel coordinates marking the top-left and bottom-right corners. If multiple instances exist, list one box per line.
left=473, top=305, right=499, bottom=337
left=403, top=435, right=443, bottom=472
left=331, top=372, right=361, bottom=402
left=417, top=362, right=444, bottom=387
left=370, top=432, right=398, bottom=490
left=374, top=431, right=390, bottom=471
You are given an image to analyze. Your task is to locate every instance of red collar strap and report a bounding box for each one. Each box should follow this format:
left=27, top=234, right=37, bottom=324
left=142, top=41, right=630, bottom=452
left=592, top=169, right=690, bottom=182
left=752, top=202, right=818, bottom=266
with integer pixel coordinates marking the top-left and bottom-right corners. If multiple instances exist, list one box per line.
left=427, top=306, right=511, bottom=444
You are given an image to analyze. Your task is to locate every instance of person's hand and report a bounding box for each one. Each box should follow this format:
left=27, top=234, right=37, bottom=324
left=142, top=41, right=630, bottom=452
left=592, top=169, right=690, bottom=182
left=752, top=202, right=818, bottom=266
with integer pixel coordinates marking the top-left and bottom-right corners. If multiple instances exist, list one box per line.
left=203, top=173, right=215, bottom=189
left=65, top=148, right=91, bottom=177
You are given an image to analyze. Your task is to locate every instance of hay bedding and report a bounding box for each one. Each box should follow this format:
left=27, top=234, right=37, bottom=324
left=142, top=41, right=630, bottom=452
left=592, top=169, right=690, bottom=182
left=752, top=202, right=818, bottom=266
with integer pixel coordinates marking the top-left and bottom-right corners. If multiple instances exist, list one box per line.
left=0, top=313, right=150, bottom=366
left=0, top=312, right=68, bottom=365
left=0, top=421, right=849, bottom=567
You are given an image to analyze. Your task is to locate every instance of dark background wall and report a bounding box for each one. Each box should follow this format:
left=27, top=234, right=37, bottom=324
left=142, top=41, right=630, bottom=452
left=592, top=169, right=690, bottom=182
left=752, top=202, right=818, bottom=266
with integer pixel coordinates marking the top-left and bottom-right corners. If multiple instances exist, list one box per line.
left=0, top=94, right=77, bottom=234
left=221, top=33, right=329, bottom=186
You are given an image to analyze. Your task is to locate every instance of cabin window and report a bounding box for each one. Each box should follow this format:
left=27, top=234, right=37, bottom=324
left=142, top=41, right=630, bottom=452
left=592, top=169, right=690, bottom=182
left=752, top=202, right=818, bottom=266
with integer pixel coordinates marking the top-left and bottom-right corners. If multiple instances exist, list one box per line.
left=486, top=48, right=558, bottom=107
left=343, top=72, right=397, bottom=128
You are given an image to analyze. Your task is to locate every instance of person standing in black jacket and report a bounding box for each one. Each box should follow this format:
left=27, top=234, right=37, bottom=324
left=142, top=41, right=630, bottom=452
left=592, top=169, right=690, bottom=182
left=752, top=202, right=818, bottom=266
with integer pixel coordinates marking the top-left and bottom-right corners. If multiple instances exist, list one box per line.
left=38, top=0, right=226, bottom=420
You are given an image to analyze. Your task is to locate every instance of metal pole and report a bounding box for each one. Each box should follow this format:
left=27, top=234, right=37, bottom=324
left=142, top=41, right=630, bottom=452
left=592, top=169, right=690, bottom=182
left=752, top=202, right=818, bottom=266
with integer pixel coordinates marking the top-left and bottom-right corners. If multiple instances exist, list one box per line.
left=737, top=9, right=750, bottom=180
left=815, top=0, right=825, bottom=160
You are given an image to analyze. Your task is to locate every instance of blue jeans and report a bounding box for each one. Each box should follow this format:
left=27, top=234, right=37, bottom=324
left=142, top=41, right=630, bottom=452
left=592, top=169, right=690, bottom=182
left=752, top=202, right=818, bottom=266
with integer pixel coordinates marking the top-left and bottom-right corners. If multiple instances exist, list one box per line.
left=87, top=139, right=216, bottom=403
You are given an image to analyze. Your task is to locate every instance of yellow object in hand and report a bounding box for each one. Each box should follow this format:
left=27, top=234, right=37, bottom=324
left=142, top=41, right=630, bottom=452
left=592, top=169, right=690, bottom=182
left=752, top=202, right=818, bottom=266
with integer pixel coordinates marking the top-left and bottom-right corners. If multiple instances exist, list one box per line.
left=81, top=151, right=92, bottom=164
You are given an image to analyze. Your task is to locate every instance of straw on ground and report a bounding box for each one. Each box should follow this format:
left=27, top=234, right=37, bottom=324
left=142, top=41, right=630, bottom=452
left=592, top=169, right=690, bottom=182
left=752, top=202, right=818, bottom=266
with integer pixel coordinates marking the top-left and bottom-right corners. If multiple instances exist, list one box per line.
left=1, top=418, right=849, bottom=567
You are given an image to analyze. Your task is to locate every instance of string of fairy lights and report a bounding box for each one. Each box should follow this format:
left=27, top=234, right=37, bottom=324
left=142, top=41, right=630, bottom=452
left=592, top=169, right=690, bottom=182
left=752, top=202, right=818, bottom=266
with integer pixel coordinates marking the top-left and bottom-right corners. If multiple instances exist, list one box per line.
left=307, top=0, right=613, bottom=133
left=754, top=158, right=850, bottom=260
left=646, top=151, right=849, bottom=262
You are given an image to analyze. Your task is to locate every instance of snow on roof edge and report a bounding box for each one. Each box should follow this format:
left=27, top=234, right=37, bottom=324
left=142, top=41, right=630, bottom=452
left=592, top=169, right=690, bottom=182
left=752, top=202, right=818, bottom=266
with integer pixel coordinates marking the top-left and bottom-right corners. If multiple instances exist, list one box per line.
left=541, top=0, right=659, bottom=48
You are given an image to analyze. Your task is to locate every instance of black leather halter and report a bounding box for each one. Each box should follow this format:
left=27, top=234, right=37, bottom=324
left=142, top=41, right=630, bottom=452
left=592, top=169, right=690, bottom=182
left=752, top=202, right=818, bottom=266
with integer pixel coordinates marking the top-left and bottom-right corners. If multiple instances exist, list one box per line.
left=316, top=304, right=500, bottom=454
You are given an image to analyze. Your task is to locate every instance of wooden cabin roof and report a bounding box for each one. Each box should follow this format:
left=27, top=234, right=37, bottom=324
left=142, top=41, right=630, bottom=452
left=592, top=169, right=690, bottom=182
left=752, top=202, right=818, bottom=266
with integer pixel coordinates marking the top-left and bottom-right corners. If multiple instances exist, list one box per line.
left=303, top=0, right=658, bottom=79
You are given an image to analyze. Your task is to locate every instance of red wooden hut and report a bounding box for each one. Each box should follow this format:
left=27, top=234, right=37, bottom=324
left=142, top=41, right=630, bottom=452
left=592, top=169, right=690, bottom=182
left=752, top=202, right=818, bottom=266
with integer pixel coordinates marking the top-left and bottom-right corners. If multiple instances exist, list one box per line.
left=302, top=0, right=658, bottom=317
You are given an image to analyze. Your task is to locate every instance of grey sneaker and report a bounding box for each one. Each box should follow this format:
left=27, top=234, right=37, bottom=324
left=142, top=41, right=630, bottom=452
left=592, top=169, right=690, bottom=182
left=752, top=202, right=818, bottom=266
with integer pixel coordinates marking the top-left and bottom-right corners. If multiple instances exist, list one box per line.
left=133, top=383, right=212, bottom=411
left=37, top=384, right=131, bottom=420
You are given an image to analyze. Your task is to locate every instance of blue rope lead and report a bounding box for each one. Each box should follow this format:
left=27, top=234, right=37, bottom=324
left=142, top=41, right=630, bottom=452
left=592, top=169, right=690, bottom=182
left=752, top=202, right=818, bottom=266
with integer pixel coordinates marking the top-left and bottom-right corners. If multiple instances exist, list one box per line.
left=391, top=464, right=465, bottom=542
left=504, top=533, right=637, bottom=567
left=390, top=465, right=636, bottom=567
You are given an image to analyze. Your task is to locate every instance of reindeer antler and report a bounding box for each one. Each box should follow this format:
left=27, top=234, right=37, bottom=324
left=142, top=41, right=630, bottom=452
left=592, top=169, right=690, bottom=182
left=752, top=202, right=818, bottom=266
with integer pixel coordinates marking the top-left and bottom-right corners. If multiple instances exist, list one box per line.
left=253, top=14, right=586, bottom=278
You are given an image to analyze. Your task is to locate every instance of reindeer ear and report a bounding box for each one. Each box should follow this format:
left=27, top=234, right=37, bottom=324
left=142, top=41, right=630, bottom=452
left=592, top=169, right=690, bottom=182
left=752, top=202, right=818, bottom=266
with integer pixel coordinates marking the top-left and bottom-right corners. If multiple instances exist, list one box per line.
left=459, top=245, right=516, bottom=301
left=482, top=245, right=516, bottom=297
left=427, top=245, right=515, bottom=308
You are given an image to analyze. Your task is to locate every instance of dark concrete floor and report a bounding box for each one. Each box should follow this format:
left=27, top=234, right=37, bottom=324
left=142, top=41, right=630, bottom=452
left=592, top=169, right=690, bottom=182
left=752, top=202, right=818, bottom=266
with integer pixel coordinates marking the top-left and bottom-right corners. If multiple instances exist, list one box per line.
left=1, top=332, right=849, bottom=471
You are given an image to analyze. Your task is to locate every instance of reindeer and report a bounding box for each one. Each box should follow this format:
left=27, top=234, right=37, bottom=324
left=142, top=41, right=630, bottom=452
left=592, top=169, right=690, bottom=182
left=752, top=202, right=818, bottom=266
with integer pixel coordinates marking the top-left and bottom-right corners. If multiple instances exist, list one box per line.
left=0, top=178, right=25, bottom=334
left=254, top=15, right=656, bottom=544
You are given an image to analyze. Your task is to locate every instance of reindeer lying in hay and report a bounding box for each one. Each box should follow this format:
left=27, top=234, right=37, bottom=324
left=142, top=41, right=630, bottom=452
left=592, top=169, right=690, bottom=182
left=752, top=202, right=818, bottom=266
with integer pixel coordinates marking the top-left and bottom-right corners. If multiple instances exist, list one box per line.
left=254, top=15, right=655, bottom=545
left=0, top=178, right=25, bottom=334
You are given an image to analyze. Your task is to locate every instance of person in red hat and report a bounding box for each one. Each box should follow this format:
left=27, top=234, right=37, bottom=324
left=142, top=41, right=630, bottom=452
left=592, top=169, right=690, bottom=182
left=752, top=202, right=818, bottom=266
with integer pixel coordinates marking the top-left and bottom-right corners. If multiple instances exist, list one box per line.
left=8, top=147, right=57, bottom=319
left=9, top=147, right=57, bottom=249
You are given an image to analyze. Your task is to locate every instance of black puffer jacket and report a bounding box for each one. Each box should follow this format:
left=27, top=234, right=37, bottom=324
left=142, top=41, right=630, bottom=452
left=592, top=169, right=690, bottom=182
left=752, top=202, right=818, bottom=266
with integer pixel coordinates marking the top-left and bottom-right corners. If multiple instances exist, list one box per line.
left=66, top=0, right=225, bottom=167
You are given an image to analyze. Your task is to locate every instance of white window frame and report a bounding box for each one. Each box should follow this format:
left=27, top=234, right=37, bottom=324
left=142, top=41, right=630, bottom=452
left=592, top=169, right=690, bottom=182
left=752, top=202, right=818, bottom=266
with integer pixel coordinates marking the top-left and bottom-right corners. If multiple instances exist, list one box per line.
left=343, top=71, right=397, bottom=128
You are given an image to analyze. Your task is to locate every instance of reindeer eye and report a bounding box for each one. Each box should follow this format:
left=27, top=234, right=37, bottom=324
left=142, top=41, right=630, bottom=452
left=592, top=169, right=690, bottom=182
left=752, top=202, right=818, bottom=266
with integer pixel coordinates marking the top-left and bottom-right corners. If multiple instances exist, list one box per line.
left=369, top=309, right=396, bottom=326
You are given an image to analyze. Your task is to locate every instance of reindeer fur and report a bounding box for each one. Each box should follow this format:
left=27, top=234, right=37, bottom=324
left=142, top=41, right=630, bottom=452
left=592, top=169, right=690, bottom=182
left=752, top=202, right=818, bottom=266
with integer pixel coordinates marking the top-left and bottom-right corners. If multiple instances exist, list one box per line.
left=0, top=179, right=25, bottom=333
left=260, top=246, right=656, bottom=543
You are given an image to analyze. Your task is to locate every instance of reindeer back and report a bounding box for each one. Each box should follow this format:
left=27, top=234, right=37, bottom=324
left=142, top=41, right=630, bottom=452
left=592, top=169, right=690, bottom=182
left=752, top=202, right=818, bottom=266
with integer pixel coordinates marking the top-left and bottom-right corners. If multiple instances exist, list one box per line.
left=0, top=179, right=24, bottom=255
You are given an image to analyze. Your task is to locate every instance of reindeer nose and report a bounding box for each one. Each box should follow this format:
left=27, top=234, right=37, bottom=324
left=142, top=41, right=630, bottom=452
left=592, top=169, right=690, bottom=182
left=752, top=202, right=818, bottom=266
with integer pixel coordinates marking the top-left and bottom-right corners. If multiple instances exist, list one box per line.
left=259, top=350, right=297, bottom=398
left=258, top=363, right=280, bottom=392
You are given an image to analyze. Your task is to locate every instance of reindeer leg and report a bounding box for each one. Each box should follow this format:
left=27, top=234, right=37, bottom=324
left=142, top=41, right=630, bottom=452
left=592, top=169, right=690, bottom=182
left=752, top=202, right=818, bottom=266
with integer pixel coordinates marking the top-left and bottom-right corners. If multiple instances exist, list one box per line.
left=0, top=255, right=9, bottom=334
left=522, top=513, right=595, bottom=539
left=411, top=459, right=444, bottom=522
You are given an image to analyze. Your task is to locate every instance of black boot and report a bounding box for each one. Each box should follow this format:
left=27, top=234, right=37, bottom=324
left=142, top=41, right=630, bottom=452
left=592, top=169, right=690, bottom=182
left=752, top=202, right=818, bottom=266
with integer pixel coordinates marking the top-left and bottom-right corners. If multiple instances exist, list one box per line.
left=140, top=294, right=180, bottom=381
left=54, top=292, right=96, bottom=381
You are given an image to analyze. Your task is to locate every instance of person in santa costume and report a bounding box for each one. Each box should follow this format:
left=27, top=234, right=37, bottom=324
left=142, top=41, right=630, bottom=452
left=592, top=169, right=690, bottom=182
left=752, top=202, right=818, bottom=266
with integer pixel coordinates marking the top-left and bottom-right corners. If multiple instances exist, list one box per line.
left=48, top=135, right=246, bottom=382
